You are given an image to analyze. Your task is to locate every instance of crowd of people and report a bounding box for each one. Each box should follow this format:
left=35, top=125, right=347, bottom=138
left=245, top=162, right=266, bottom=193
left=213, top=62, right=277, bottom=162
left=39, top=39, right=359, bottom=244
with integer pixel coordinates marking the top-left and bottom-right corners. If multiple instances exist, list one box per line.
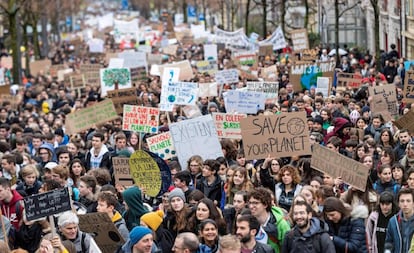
left=0, top=10, right=412, bottom=253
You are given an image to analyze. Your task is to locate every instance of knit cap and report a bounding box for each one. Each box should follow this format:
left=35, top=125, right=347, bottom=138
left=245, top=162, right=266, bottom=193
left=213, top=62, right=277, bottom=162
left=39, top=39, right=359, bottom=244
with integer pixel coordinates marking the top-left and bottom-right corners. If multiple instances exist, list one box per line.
left=168, top=188, right=186, bottom=203
left=129, top=226, right=152, bottom=245
left=140, top=210, right=164, bottom=231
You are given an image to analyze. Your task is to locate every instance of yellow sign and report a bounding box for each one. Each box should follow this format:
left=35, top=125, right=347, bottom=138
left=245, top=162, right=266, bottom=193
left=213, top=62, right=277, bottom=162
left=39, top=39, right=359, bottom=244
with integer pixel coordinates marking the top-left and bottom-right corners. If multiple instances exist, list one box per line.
left=129, top=150, right=161, bottom=197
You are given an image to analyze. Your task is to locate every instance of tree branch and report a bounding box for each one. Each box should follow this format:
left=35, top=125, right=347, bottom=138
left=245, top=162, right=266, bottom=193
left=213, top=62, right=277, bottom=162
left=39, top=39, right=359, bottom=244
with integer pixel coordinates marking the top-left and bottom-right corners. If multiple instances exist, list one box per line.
left=339, top=1, right=361, bottom=18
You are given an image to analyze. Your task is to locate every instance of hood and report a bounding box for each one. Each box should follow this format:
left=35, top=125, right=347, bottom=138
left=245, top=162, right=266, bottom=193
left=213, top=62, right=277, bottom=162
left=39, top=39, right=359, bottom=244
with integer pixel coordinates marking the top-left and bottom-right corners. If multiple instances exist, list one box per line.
left=332, top=117, right=351, bottom=134
left=112, top=211, right=123, bottom=223
left=305, top=217, right=329, bottom=237
left=90, top=144, right=109, bottom=159
left=39, top=142, right=57, bottom=161
left=350, top=204, right=369, bottom=220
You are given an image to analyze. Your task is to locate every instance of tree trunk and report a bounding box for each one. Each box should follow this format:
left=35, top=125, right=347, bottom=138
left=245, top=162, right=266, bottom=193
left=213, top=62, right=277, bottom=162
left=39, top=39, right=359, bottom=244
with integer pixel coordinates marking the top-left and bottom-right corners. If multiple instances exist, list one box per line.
left=281, top=0, right=286, bottom=35
left=335, top=0, right=340, bottom=67
left=305, top=0, right=309, bottom=29
left=262, top=0, right=267, bottom=37
left=9, top=12, right=21, bottom=84
left=32, top=23, right=41, bottom=60
left=245, top=0, right=250, bottom=34
left=22, top=23, right=30, bottom=77
left=372, top=1, right=381, bottom=70
left=183, top=0, right=187, bottom=24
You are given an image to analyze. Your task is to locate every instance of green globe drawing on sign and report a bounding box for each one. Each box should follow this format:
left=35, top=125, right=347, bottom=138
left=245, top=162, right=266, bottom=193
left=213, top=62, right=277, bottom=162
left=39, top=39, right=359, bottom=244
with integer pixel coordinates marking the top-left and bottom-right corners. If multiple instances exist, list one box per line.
left=102, top=68, right=131, bottom=87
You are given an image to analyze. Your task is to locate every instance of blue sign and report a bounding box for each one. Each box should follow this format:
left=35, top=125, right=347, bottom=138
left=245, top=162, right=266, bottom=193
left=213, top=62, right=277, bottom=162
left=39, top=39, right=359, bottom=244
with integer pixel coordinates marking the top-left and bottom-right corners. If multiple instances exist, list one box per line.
left=121, top=0, right=129, bottom=10
left=187, top=5, right=197, bottom=18
left=66, top=17, right=72, bottom=27
left=199, top=14, right=205, bottom=21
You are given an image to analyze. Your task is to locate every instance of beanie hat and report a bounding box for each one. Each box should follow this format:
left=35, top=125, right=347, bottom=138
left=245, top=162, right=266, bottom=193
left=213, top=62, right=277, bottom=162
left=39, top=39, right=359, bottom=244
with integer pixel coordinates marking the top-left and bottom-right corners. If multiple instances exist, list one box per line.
left=168, top=188, right=186, bottom=203
left=140, top=210, right=164, bottom=231
left=362, top=106, right=370, bottom=113
left=129, top=226, right=152, bottom=245
left=313, top=115, right=324, bottom=125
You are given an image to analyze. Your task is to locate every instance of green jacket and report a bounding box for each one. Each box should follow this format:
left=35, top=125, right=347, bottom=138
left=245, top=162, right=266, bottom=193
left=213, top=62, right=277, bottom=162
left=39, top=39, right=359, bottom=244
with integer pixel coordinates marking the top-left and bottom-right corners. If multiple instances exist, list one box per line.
left=266, top=206, right=291, bottom=253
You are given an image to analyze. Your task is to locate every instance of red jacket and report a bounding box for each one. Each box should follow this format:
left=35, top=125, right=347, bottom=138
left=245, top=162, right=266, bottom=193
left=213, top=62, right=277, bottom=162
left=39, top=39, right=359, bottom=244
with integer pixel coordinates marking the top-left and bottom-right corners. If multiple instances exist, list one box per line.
left=0, top=189, right=24, bottom=230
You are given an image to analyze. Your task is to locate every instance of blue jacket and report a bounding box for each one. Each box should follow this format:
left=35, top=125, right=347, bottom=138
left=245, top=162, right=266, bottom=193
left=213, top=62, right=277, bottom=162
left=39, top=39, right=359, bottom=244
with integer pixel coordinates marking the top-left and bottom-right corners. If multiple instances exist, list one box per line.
left=385, top=210, right=414, bottom=253
left=326, top=205, right=368, bottom=253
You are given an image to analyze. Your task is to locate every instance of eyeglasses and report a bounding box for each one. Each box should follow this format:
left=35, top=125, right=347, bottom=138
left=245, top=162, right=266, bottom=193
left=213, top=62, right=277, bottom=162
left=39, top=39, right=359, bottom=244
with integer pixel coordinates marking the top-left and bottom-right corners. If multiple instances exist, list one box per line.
left=190, top=164, right=199, bottom=167
left=248, top=201, right=262, bottom=206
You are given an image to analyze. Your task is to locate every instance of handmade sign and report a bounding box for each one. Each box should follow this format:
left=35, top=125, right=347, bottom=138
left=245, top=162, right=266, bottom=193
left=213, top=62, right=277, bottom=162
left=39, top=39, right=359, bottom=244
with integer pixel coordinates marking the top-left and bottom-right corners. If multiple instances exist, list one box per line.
left=240, top=112, right=311, bottom=160
left=78, top=213, right=125, bottom=253
left=223, top=90, right=265, bottom=114
left=118, top=51, right=147, bottom=70
left=170, top=115, right=223, bottom=170
left=122, top=105, right=159, bottom=133
left=259, top=26, right=286, bottom=50
left=49, top=64, right=66, bottom=78
left=198, top=82, right=218, bottom=97
left=204, top=44, right=218, bottom=60
left=182, top=105, right=202, bottom=118
left=160, top=67, right=180, bottom=111
left=130, top=67, right=148, bottom=83
left=311, top=144, right=369, bottom=191
left=215, top=69, right=239, bottom=84
left=316, top=77, right=330, bottom=97
left=212, top=113, right=247, bottom=139
left=215, top=28, right=251, bottom=48
left=262, top=65, right=278, bottom=81
left=368, top=84, right=398, bottom=121
left=258, top=44, right=273, bottom=57
left=30, top=59, right=52, bottom=75
left=233, top=51, right=258, bottom=79
left=84, top=71, right=101, bottom=86
left=146, top=131, right=176, bottom=160
left=196, top=60, right=218, bottom=75
left=113, top=157, right=134, bottom=187
left=80, top=64, right=102, bottom=73
left=336, top=72, right=363, bottom=89
left=146, top=150, right=172, bottom=196
left=289, top=60, right=336, bottom=91
left=164, top=81, right=199, bottom=106
left=404, top=71, right=414, bottom=103
left=393, top=110, right=414, bottom=132
left=65, top=100, right=118, bottom=135
left=246, top=81, right=279, bottom=103
left=24, top=188, right=71, bottom=221
left=100, top=68, right=132, bottom=97
left=129, top=150, right=161, bottom=197
left=0, top=85, right=10, bottom=95
left=108, top=58, right=125, bottom=68
left=158, top=60, right=194, bottom=81
left=107, top=87, right=139, bottom=114
left=70, top=74, right=86, bottom=90
left=290, top=29, right=309, bottom=51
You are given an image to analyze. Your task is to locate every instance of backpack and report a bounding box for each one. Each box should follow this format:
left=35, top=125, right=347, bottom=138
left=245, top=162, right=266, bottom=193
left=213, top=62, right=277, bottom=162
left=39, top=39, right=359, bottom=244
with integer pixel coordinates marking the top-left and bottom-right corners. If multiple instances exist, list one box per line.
left=286, top=229, right=322, bottom=252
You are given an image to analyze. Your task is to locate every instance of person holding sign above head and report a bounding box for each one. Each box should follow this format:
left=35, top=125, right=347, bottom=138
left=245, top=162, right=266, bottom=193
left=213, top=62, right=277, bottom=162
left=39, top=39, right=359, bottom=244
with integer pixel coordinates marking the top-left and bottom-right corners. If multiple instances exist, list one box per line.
left=57, top=211, right=95, bottom=253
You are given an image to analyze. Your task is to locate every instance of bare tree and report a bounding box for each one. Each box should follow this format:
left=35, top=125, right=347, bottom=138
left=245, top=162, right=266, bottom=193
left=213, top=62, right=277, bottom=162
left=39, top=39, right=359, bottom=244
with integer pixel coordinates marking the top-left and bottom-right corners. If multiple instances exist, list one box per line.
left=370, top=0, right=380, bottom=70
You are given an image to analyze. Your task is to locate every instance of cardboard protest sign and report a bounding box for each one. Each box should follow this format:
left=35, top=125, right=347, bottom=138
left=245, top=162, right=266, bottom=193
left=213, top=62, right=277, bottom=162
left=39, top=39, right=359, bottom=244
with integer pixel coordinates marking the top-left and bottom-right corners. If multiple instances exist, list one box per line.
left=100, top=68, right=132, bottom=97
left=164, top=81, right=199, bottom=106
left=393, top=110, right=414, bottom=132
left=311, top=144, right=369, bottom=191
left=70, top=74, right=86, bottom=90
left=316, top=77, right=330, bottom=97
left=107, top=87, right=139, bottom=114
left=212, top=113, right=247, bottom=139
left=215, top=69, right=239, bottom=84
left=129, top=150, right=162, bottom=197
left=65, top=100, right=118, bottom=135
left=233, top=51, right=258, bottom=79
left=404, top=71, right=414, bottom=103
left=223, top=90, right=265, bottom=114
left=368, top=84, right=398, bottom=121
left=259, top=44, right=273, bottom=57
left=122, top=105, right=159, bottom=133
left=84, top=71, right=101, bottom=86
left=78, top=213, right=125, bottom=253
left=0, top=85, right=10, bottom=95
left=301, top=49, right=319, bottom=61
left=162, top=44, right=178, bottom=56
left=158, top=60, right=194, bottom=81
left=113, top=157, right=134, bottom=187
left=336, top=72, right=363, bottom=89
left=24, top=188, right=71, bottom=221
left=262, top=65, right=278, bottom=81
left=204, top=44, right=218, bottom=60
left=170, top=115, right=224, bottom=169
left=290, top=29, right=309, bottom=51
left=198, top=82, right=218, bottom=97
left=147, top=131, right=176, bottom=160
left=246, top=81, right=279, bottom=103
left=130, top=66, right=148, bottom=83
left=182, top=105, right=202, bottom=118
left=49, top=64, right=66, bottom=78
left=196, top=60, right=218, bottom=75
left=57, top=69, right=73, bottom=82
left=290, top=60, right=336, bottom=91
left=30, top=59, right=51, bottom=75
left=147, top=54, right=163, bottom=66
left=240, top=112, right=311, bottom=160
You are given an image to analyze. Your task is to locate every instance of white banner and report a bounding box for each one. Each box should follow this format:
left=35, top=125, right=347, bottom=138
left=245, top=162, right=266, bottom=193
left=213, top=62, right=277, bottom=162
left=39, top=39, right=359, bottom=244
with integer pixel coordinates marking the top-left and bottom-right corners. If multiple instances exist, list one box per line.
left=259, top=26, right=286, bottom=50
left=223, top=90, right=265, bottom=114
left=215, top=28, right=251, bottom=48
